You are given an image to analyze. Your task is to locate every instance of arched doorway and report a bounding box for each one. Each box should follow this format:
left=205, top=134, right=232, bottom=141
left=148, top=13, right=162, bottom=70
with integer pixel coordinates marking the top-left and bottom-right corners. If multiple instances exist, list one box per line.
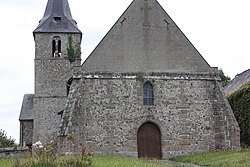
left=137, top=122, right=162, bottom=159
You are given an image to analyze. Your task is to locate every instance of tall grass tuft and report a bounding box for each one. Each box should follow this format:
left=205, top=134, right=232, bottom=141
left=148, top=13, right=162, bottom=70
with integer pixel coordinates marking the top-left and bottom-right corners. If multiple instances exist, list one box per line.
left=14, top=141, right=94, bottom=167
left=59, top=146, right=93, bottom=167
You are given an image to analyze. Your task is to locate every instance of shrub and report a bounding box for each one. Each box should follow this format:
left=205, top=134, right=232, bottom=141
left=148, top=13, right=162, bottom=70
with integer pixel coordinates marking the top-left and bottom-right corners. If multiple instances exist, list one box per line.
left=228, top=81, right=250, bottom=146
left=219, top=68, right=231, bottom=87
left=0, top=129, right=16, bottom=148
left=66, top=35, right=81, bottom=63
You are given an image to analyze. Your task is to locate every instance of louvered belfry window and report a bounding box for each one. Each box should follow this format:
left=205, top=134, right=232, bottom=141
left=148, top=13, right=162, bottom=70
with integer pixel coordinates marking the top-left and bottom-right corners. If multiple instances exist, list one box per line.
left=143, top=81, right=154, bottom=105
left=52, top=36, right=61, bottom=57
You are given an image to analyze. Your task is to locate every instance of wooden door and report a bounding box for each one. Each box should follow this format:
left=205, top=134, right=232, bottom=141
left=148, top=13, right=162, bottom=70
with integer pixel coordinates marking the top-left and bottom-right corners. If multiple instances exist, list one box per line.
left=137, top=122, right=162, bottom=159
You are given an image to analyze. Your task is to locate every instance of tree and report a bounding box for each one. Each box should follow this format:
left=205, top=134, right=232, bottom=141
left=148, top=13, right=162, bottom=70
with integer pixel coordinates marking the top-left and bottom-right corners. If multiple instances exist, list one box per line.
left=66, top=35, right=81, bottom=63
left=219, top=68, right=231, bottom=87
left=0, top=129, right=15, bottom=148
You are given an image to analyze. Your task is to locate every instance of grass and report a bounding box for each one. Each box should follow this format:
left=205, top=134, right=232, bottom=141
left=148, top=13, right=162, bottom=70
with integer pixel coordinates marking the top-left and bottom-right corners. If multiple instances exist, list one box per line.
left=93, top=156, right=168, bottom=167
left=170, top=149, right=250, bottom=167
left=0, top=159, right=13, bottom=167
left=0, top=156, right=169, bottom=167
left=2, top=149, right=250, bottom=167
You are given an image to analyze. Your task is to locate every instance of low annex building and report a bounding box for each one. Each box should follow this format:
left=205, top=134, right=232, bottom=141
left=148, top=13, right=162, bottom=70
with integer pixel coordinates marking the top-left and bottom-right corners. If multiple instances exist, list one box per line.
left=19, top=0, right=240, bottom=159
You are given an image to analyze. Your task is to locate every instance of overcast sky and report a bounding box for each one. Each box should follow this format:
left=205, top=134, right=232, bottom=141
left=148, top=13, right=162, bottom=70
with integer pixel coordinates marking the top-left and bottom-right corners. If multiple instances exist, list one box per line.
left=0, top=0, right=249, bottom=142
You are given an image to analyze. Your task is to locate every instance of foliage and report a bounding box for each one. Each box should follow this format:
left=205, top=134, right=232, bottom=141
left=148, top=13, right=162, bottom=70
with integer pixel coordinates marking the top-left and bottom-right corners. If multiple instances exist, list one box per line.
left=33, top=141, right=56, bottom=163
left=60, top=146, right=93, bottom=167
left=219, top=68, right=231, bottom=87
left=0, top=129, right=15, bottom=148
left=170, top=149, right=250, bottom=167
left=14, top=141, right=94, bottom=167
left=228, top=81, right=250, bottom=146
left=66, top=35, right=81, bottom=63
left=14, top=141, right=57, bottom=167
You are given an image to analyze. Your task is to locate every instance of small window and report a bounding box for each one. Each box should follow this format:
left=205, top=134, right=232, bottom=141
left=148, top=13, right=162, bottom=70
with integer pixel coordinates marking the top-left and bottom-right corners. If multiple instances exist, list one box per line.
left=143, top=81, right=154, bottom=105
left=52, top=36, right=61, bottom=57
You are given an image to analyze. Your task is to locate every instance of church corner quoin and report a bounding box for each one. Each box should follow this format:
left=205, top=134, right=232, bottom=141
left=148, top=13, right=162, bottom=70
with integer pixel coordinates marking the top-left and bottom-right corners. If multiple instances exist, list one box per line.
left=20, top=0, right=240, bottom=159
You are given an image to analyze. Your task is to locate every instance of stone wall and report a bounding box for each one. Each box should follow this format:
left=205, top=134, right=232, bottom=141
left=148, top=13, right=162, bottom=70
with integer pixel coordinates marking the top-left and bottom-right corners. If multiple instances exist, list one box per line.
left=0, top=147, right=29, bottom=159
left=20, top=121, right=33, bottom=146
left=34, top=33, right=81, bottom=97
left=33, top=97, right=66, bottom=145
left=58, top=72, right=240, bottom=159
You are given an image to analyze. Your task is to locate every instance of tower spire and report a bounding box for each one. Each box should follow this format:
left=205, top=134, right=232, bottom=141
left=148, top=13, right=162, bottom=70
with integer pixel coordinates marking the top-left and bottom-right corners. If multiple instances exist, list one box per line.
left=34, top=0, right=81, bottom=33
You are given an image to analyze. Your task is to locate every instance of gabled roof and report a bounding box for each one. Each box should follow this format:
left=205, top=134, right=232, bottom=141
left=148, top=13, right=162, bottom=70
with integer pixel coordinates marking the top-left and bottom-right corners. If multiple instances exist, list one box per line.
left=82, top=0, right=211, bottom=73
left=34, top=0, right=81, bottom=33
left=224, top=69, right=250, bottom=95
left=19, top=94, right=34, bottom=121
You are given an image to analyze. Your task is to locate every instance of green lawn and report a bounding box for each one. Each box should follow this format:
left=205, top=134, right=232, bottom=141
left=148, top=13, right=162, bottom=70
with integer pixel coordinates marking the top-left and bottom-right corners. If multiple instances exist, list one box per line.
left=0, top=156, right=168, bottom=167
left=93, top=156, right=168, bottom=167
left=170, top=149, right=250, bottom=167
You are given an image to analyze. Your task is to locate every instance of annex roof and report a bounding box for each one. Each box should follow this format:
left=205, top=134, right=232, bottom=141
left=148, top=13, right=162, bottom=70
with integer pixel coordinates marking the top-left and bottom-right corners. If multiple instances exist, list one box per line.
left=34, top=0, right=81, bottom=33
left=19, top=94, right=34, bottom=121
left=82, top=0, right=211, bottom=73
left=224, top=69, right=250, bottom=95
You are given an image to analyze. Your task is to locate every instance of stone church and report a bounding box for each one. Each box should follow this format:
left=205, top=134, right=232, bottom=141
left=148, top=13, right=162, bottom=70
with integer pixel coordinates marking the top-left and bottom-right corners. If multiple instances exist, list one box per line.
left=19, top=0, right=240, bottom=159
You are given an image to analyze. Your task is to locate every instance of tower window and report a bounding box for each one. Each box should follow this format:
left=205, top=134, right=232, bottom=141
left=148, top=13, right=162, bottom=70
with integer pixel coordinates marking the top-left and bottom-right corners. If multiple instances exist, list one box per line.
left=143, top=81, right=154, bottom=105
left=52, top=36, right=61, bottom=57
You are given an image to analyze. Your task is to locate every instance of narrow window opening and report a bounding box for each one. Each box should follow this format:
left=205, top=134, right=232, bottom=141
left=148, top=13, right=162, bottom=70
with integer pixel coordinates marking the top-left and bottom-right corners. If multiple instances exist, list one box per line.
left=52, top=40, right=56, bottom=57
left=58, top=40, right=61, bottom=57
left=52, top=36, right=61, bottom=57
left=143, top=81, right=154, bottom=105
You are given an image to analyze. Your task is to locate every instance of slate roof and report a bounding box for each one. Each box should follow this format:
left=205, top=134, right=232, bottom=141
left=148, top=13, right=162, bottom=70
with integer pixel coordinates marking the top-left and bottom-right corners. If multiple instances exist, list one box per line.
left=82, top=0, right=211, bottom=73
left=34, top=0, right=81, bottom=33
left=224, top=69, right=250, bottom=95
left=19, top=94, right=34, bottom=121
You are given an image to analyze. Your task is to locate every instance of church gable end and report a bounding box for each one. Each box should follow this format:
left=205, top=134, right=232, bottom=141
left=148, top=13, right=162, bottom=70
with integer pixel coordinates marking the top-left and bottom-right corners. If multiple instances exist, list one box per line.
left=58, top=0, right=240, bottom=159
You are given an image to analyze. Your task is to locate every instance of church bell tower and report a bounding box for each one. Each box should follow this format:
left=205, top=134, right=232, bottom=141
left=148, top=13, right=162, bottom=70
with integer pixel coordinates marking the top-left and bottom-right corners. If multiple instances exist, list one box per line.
left=33, top=0, right=82, bottom=144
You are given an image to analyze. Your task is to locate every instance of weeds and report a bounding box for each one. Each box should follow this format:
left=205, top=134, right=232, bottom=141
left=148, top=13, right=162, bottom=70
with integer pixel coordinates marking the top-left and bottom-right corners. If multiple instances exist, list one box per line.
left=13, top=141, right=93, bottom=167
left=60, top=146, right=93, bottom=167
